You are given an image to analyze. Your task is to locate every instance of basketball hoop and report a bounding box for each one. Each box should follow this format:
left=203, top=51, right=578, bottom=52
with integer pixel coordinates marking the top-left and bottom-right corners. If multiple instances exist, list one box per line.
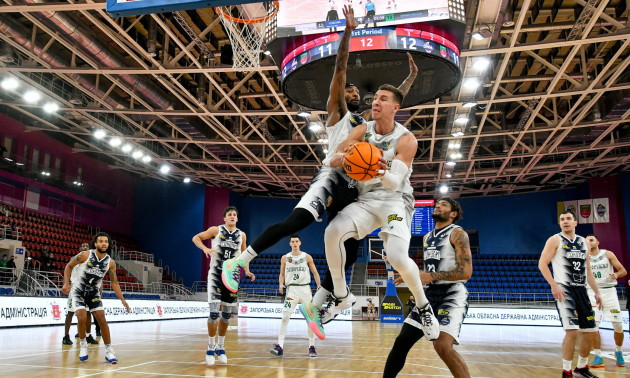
left=214, top=1, right=279, bottom=69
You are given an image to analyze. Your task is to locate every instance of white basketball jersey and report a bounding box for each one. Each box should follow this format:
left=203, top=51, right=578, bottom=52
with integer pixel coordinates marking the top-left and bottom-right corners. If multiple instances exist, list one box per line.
left=357, top=121, right=414, bottom=201
left=284, top=252, right=311, bottom=286
left=589, top=249, right=617, bottom=287
left=323, top=111, right=366, bottom=166
left=551, top=233, right=588, bottom=287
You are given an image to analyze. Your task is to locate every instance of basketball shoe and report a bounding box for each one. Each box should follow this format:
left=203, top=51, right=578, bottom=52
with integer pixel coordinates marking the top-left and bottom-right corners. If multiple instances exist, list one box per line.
left=309, top=346, right=317, bottom=358
left=86, top=334, right=99, bottom=344
left=206, top=348, right=215, bottom=366
left=222, top=258, right=246, bottom=293
left=215, top=346, right=228, bottom=364
left=79, top=341, right=89, bottom=361
left=615, top=350, right=625, bottom=367
left=270, top=344, right=283, bottom=356
left=299, top=301, right=325, bottom=340
left=62, top=335, right=72, bottom=345
left=321, top=289, right=356, bottom=324
left=590, top=355, right=604, bottom=368
left=416, top=303, right=440, bottom=340
left=573, top=366, right=599, bottom=378
left=562, top=370, right=572, bottom=378
left=104, top=346, right=118, bottom=364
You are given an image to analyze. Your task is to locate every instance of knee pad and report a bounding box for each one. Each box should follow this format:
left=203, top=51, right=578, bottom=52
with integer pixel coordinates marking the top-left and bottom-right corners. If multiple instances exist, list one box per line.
left=220, top=311, right=232, bottom=324
left=208, top=312, right=220, bottom=324
left=613, top=322, right=623, bottom=333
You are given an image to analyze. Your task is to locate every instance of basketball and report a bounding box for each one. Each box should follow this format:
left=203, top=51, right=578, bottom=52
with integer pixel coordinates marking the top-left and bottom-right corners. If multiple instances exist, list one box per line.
left=343, top=142, right=382, bottom=181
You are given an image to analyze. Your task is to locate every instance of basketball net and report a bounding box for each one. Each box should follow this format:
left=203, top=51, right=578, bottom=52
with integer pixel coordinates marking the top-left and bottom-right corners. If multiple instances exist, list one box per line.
left=214, top=1, right=278, bottom=69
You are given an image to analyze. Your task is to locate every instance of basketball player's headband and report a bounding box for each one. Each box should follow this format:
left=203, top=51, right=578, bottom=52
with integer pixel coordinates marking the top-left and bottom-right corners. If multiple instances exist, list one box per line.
left=345, top=82, right=357, bottom=88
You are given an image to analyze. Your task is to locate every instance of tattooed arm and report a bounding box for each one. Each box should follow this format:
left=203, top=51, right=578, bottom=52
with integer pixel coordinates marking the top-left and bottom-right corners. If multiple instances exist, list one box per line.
left=62, top=251, right=88, bottom=294
left=424, top=228, right=473, bottom=284
left=108, top=260, right=130, bottom=312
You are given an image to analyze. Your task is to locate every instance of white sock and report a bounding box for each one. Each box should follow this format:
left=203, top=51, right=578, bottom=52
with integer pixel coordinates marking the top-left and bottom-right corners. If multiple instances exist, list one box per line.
left=577, top=355, right=588, bottom=369
left=80, top=338, right=87, bottom=345
left=323, top=214, right=356, bottom=298
left=308, top=336, right=315, bottom=347
left=616, top=345, right=623, bottom=352
left=208, top=336, right=216, bottom=350
left=239, top=246, right=257, bottom=263
left=594, top=349, right=601, bottom=356
left=278, top=313, right=290, bottom=347
left=312, top=287, right=331, bottom=306
left=217, top=336, right=225, bottom=347
left=563, top=359, right=572, bottom=371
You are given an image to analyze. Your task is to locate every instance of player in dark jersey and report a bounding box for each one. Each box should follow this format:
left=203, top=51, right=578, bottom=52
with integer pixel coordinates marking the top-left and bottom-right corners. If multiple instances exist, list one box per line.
left=62, top=232, right=130, bottom=363
left=538, top=211, right=602, bottom=378
left=192, top=206, right=254, bottom=366
left=383, top=197, right=472, bottom=378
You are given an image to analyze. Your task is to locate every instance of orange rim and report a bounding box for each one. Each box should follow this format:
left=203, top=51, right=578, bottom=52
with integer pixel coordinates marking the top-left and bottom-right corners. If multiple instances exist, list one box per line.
left=214, top=1, right=279, bottom=24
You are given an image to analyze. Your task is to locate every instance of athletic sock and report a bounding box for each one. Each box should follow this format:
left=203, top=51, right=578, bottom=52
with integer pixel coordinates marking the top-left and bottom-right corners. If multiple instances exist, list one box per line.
left=239, top=246, right=257, bottom=264
left=563, top=359, right=572, bottom=371
left=217, top=336, right=225, bottom=347
left=616, top=345, right=623, bottom=352
left=594, top=349, right=601, bottom=356
left=208, top=336, right=216, bottom=350
left=577, top=355, right=588, bottom=369
left=312, top=287, right=331, bottom=306
left=309, top=337, right=315, bottom=347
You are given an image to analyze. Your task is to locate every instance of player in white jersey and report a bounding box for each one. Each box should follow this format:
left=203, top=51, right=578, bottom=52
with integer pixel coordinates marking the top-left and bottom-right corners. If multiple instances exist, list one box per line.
left=270, top=234, right=321, bottom=357
left=384, top=197, right=472, bottom=378
left=192, top=206, right=254, bottom=366
left=539, top=211, right=602, bottom=378
left=222, top=5, right=418, bottom=300
left=62, top=232, right=130, bottom=364
left=300, top=84, right=438, bottom=341
left=584, top=234, right=626, bottom=368
left=62, top=242, right=100, bottom=346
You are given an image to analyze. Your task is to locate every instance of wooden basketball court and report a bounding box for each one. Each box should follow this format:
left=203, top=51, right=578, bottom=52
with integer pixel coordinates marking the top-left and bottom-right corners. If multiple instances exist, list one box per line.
left=0, top=317, right=628, bottom=377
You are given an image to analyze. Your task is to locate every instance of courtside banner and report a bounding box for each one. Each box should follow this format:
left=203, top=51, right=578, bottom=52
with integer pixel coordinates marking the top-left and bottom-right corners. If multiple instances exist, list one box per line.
left=237, top=302, right=352, bottom=320
left=0, top=297, right=209, bottom=327
left=465, top=307, right=629, bottom=330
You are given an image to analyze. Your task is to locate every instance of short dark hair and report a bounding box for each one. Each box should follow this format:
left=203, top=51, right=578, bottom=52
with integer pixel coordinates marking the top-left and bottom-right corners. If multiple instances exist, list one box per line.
left=223, top=206, right=238, bottom=217
left=438, top=197, right=463, bottom=223
left=290, top=234, right=301, bottom=241
left=91, top=232, right=112, bottom=253
left=586, top=234, right=598, bottom=240
left=559, top=210, right=575, bottom=220
left=378, top=84, right=404, bottom=105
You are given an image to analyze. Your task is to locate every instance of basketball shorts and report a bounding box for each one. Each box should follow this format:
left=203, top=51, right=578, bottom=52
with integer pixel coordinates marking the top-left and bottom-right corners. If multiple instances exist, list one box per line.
left=284, top=285, right=313, bottom=311
left=70, top=287, right=103, bottom=312
left=555, top=284, right=597, bottom=331
left=296, top=167, right=357, bottom=222
left=66, top=294, right=74, bottom=313
left=208, top=276, right=238, bottom=307
left=587, top=286, right=622, bottom=323
left=339, top=196, right=413, bottom=241
left=405, top=283, right=468, bottom=343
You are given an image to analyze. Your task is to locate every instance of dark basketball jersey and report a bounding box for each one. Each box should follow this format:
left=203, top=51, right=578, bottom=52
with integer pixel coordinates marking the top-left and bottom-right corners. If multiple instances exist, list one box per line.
left=551, top=233, right=588, bottom=287
left=208, top=225, right=243, bottom=286
left=72, top=249, right=110, bottom=294
left=423, top=224, right=466, bottom=285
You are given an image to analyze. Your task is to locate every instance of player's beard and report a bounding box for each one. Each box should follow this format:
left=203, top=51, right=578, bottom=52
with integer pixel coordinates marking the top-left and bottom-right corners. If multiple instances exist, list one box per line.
left=347, top=101, right=360, bottom=113
left=431, top=212, right=449, bottom=222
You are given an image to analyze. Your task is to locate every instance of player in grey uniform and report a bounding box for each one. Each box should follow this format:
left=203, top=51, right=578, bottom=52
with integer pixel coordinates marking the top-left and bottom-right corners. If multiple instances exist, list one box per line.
left=584, top=234, right=626, bottom=368
left=300, top=84, right=438, bottom=341
left=61, top=232, right=130, bottom=364
left=539, top=211, right=602, bottom=378
left=192, top=206, right=254, bottom=366
left=222, top=5, right=418, bottom=301
left=383, top=197, right=472, bottom=378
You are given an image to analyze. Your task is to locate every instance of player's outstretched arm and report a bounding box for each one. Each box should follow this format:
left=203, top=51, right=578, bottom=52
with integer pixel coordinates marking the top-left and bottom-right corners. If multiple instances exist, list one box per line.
left=192, top=226, right=219, bottom=257
left=62, top=251, right=88, bottom=294
left=397, top=53, right=418, bottom=97
left=326, top=5, right=359, bottom=127
left=108, top=260, right=130, bottom=312
left=606, top=250, right=627, bottom=279
left=329, top=123, right=368, bottom=167
left=307, top=254, right=321, bottom=287
left=278, top=255, right=286, bottom=294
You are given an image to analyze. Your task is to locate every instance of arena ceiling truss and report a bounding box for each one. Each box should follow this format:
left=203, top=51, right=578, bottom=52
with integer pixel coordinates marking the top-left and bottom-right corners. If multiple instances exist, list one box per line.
left=0, top=0, right=628, bottom=198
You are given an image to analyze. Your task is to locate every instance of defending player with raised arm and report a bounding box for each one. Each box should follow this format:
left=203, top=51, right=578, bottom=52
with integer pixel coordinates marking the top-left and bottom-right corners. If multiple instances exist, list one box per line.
left=384, top=198, right=472, bottom=378
left=192, top=206, right=254, bottom=366
left=270, top=234, right=321, bottom=357
left=61, top=232, right=130, bottom=364
left=221, top=5, right=418, bottom=298
left=300, top=84, right=439, bottom=341
left=538, top=211, right=602, bottom=378
left=584, top=234, right=626, bottom=368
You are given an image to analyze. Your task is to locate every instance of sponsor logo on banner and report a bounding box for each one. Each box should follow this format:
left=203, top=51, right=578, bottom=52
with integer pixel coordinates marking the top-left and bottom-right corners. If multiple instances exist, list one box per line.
left=580, top=205, right=592, bottom=219
left=237, top=302, right=351, bottom=320
left=240, top=305, right=248, bottom=314
left=156, top=304, right=163, bottom=317
left=15, top=248, right=24, bottom=255
left=596, top=204, right=606, bottom=217
left=566, top=204, right=576, bottom=215
left=51, top=302, right=61, bottom=320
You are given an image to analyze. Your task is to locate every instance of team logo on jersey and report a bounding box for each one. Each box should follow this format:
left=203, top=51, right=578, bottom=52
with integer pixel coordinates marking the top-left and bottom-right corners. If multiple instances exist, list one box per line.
left=87, top=262, right=93, bottom=267
left=596, top=204, right=606, bottom=217
left=349, top=115, right=365, bottom=127
left=288, top=256, right=293, bottom=263
left=437, top=309, right=449, bottom=316
left=364, top=132, right=372, bottom=141
left=381, top=141, right=391, bottom=150
left=387, top=214, right=403, bottom=223
left=220, top=235, right=226, bottom=239
left=51, top=302, right=61, bottom=320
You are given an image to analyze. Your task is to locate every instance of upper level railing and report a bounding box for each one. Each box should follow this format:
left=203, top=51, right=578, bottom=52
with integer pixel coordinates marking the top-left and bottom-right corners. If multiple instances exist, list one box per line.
left=146, top=282, right=193, bottom=301
left=112, top=250, right=154, bottom=263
